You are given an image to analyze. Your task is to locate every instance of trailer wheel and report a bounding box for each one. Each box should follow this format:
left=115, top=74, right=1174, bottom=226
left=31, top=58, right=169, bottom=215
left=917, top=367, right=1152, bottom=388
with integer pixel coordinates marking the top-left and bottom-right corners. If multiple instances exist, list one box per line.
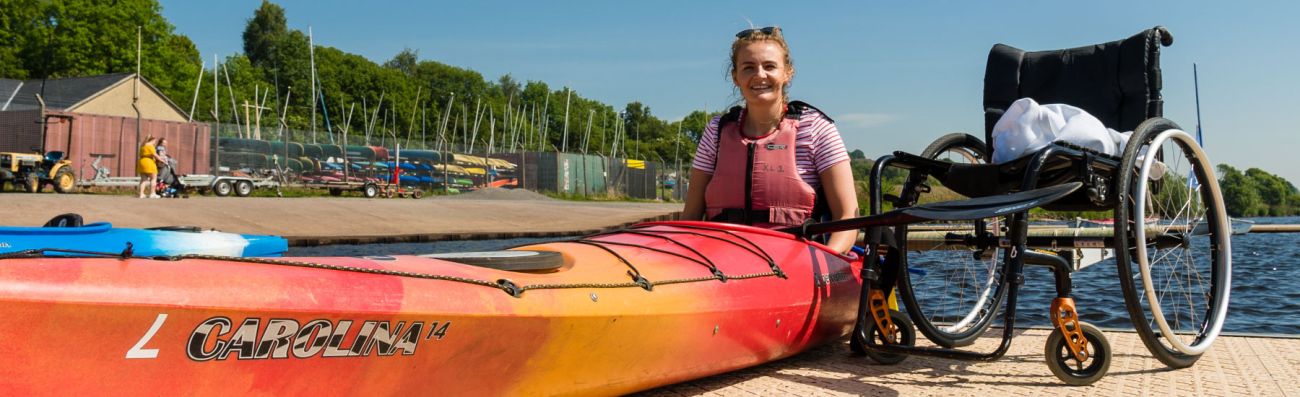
left=52, top=168, right=76, bottom=193
left=329, top=188, right=343, bottom=196
left=412, top=190, right=423, bottom=199
left=362, top=183, right=378, bottom=198
left=234, top=180, right=253, bottom=197
left=213, top=180, right=233, bottom=196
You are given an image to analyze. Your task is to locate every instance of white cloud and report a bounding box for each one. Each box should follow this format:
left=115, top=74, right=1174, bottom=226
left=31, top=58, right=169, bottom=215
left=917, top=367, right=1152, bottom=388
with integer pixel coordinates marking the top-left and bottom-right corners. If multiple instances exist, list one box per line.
left=836, top=113, right=899, bottom=129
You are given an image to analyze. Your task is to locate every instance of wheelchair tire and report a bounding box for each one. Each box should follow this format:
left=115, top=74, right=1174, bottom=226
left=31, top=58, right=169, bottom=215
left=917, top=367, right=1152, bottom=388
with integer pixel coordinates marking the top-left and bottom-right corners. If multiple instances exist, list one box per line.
left=921, top=132, right=989, bottom=164
left=855, top=309, right=915, bottom=365
left=1044, top=321, right=1111, bottom=386
left=1115, top=118, right=1231, bottom=369
left=894, top=133, right=1007, bottom=348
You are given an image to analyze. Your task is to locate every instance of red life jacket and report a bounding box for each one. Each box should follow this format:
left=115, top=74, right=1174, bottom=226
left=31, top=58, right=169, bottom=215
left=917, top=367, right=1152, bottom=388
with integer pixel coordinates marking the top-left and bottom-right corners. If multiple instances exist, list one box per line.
left=704, top=108, right=817, bottom=228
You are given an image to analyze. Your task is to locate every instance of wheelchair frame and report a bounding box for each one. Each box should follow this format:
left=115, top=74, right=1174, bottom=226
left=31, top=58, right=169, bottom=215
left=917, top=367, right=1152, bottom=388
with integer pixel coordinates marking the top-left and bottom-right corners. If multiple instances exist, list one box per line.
left=851, top=112, right=1232, bottom=385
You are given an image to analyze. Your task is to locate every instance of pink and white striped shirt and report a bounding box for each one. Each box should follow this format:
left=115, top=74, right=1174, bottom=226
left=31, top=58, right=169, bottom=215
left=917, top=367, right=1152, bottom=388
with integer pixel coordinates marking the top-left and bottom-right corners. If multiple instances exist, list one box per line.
left=691, top=107, right=849, bottom=190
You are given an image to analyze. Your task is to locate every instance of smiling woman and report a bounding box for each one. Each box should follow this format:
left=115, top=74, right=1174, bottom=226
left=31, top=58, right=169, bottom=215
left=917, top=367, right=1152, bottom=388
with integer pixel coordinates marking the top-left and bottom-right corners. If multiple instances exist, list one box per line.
left=681, top=26, right=858, bottom=254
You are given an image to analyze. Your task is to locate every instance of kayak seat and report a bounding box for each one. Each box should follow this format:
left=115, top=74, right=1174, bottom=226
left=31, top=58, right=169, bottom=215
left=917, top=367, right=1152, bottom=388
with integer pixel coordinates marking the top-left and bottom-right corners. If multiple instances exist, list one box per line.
left=43, top=213, right=84, bottom=228
left=422, top=250, right=564, bottom=272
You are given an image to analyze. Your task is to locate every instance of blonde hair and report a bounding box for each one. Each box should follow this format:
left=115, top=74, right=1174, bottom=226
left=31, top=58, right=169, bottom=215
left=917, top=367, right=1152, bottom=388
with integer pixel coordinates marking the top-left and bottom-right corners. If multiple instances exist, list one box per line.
left=728, top=26, right=795, bottom=104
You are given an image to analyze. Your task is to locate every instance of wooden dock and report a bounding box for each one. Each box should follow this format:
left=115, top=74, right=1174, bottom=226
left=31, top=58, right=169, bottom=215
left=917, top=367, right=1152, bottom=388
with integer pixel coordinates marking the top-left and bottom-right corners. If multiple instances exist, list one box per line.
left=1250, top=224, right=1300, bottom=233
left=640, top=329, right=1300, bottom=396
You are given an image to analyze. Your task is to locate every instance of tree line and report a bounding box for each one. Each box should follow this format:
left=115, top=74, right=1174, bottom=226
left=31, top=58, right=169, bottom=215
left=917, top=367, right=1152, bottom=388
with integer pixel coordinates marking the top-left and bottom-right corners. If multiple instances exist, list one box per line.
left=1, top=0, right=714, bottom=163
left=1219, top=165, right=1298, bottom=217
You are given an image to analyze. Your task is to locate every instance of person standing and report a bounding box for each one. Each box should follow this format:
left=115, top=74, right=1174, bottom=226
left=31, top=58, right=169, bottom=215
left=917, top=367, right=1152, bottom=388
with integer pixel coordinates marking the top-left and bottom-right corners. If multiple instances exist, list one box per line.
left=137, top=136, right=163, bottom=198
left=681, top=26, right=858, bottom=254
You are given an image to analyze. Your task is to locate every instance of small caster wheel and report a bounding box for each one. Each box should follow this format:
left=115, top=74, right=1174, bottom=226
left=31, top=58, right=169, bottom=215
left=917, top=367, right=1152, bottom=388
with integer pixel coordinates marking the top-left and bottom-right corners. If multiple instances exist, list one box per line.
left=1045, top=321, right=1111, bottom=385
left=854, top=309, right=915, bottom=365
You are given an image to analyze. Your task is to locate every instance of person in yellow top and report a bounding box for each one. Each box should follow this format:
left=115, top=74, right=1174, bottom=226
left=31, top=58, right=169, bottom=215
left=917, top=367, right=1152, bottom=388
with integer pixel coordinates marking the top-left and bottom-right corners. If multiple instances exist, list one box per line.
left=137, top=136, right=163, bottom=198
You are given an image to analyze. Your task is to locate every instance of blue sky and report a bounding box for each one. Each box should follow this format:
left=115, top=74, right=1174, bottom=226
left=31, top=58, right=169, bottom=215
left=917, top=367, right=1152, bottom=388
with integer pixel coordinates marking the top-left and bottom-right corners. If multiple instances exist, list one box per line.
left=162, top=0, right=1299, bottom=185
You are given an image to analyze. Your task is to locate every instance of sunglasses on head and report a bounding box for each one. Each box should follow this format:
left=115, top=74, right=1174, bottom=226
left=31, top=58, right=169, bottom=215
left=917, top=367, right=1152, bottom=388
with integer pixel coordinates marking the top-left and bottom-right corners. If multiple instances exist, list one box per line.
left=735, top=26, right=779, bottom=38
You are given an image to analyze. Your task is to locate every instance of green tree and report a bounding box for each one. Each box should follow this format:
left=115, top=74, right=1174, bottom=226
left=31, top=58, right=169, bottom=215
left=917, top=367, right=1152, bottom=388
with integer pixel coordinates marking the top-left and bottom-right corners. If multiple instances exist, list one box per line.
left=0, top=0, right=43, bottom=79
left=384, top=48, right=418, bottom=77
left=1218, top=165, right=1264, bottom=217
left=241, top=0, right=286, bottom=69
left=0, top=0, right=200, bottom=110
left=497, top=74, right=521, bottom=101
left=1243, top=167, right=1299, bottom=216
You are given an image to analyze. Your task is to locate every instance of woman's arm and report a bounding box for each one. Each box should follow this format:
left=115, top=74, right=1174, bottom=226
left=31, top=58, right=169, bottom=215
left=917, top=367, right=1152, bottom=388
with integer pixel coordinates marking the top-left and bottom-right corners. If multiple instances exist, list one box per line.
left=679, top=168, right=712, bottom=221
left=819, top=161, right=859, bottom=254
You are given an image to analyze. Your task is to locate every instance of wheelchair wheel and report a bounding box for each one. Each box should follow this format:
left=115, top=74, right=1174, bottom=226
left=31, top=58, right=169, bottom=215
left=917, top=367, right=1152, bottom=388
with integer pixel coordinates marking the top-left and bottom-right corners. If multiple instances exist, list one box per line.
left=895, top=133, right=1007, bottom=347
left=1044, top=321, right=1111, bottom=386
left=921, top=133, right=988, bottom=164
left=1116, top=119, right=1231, bottom=369
left=855, top=309, right=916, bottom=365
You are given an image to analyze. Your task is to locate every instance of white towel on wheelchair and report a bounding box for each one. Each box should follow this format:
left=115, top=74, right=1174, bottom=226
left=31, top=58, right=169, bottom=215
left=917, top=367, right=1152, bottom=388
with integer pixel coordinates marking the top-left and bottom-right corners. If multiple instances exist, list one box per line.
left=991, top=98, right=1133, bottom=164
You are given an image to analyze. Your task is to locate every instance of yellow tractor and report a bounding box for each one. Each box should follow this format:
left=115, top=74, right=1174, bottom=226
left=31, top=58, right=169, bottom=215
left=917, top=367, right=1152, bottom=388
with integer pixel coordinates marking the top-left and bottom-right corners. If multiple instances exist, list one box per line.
left=0, top=151, right=76, bottom=193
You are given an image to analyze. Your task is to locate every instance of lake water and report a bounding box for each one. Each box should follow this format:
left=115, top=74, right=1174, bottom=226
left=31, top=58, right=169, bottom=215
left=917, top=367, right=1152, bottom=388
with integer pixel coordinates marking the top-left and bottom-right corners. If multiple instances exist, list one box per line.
left=287, top=216, right=1300, bottom=335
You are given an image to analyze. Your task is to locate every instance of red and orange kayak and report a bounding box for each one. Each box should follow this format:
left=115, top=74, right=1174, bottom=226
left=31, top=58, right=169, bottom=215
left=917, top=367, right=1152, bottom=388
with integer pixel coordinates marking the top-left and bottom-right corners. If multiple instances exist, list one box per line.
left=0, top=221, right=861, bottom=396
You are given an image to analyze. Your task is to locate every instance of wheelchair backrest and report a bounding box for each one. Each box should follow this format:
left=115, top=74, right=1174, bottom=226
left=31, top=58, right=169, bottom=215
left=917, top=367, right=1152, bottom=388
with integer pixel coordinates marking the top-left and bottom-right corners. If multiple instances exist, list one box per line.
left=983, top=26, right=1173, bottom=158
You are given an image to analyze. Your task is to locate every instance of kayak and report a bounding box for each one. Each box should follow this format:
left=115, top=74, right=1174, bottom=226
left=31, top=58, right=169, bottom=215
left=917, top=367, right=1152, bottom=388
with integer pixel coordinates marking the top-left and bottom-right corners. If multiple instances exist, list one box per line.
left=0, top=221, right=860, bottom=395
left=0, top=222, right=288, bottom=257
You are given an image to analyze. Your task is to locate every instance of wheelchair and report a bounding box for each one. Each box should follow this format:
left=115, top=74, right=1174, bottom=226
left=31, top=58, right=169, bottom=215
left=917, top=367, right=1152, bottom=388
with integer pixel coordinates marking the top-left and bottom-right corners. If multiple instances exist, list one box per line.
left=850, top=26, right=1232, bottom=385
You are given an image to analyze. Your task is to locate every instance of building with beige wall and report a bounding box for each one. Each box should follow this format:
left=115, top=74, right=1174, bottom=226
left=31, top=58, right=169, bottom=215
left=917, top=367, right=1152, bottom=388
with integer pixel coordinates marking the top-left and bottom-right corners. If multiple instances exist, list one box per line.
left=0, top=73, right=209, bottom=178
left=0, top=73, right=188, bottom=121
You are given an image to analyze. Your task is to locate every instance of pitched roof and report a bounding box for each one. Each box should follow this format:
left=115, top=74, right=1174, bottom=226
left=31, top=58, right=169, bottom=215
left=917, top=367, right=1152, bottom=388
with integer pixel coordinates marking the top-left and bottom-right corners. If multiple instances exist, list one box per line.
left=0, top=79, right=24, bottom=111
left=0, top=73, right=188, bottom=120
left=3, top=73, right=133, bottom=111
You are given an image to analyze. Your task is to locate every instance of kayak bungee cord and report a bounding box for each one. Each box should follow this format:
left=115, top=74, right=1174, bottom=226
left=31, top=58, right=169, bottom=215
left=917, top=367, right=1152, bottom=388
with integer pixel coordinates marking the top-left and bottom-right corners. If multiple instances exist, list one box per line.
left=0, top=243, right=138, bottom=260
left=2, top=224, right=799, bottom=298
left=628, top=223, right=777, bottom=267
left=565, top=240, right=655, bottom=290
left=615, top=228, right=782, bottom=277
left=576, top=237, right=726, bottom=281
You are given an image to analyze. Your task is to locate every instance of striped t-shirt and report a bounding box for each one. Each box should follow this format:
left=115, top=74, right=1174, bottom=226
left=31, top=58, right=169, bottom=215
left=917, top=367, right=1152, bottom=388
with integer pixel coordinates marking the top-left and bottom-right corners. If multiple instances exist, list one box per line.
left=691, top=108, right=849, bottom=190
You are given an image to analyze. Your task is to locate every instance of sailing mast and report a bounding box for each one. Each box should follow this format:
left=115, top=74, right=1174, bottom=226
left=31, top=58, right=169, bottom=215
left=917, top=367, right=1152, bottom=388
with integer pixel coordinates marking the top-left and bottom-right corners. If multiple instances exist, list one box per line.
left=405, top=87, right=422, bottom=148
left=308, top=26, right=318, bottom=144
left=221, top=61, right=240, bottom=137
left=212, top=54, right=220, bottom=171
left=561, top=86, right=571, bottom=152
left=1194, top=63, right=1204, bottom=146
left=188, top=60, right=204, bottom=122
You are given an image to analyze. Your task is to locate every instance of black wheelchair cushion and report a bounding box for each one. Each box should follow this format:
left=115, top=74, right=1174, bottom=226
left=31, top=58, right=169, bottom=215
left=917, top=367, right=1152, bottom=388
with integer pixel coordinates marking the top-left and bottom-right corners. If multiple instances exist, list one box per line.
left=983, top=27, right=1170, bottom=159
left=44, top=213, right=84, bottom=227
left=941, top=154, right=1109, bottom=211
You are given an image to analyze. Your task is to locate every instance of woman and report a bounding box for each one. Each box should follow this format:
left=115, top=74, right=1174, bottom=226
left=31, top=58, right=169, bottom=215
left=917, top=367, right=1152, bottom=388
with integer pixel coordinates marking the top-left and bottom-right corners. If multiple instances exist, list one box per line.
left=155, top=137, right=170, bottom=164
left=137, top=136, right=163, bottom=198
left=681, top=26, right=858, bottom=254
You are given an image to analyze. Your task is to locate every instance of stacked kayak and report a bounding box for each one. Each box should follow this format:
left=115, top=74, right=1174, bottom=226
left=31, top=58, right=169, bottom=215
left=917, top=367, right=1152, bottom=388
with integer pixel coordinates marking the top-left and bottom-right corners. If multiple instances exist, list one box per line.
left=0, top=221, right=287, bottom=257
left=0, top=221, right=860, bottom=395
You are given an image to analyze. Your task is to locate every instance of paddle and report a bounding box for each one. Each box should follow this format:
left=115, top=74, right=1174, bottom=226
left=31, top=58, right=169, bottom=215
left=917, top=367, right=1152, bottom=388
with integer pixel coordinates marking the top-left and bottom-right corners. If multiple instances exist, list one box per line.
left=780, top=182, right=1082, bottom=238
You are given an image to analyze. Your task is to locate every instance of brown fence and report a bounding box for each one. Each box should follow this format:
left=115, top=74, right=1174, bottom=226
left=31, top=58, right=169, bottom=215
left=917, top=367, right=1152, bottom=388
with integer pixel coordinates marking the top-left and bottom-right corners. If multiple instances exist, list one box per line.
left=0, top=110, right=210, bottom=178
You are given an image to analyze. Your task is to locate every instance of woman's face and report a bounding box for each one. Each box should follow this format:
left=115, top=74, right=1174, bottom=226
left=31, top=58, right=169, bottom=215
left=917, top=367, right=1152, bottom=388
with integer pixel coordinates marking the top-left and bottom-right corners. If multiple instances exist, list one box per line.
left=732, top=41, right=790, bottom=107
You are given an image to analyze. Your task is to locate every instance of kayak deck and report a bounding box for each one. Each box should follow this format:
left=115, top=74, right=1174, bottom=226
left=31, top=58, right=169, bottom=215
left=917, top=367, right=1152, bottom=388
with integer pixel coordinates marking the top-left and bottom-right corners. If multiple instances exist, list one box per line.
left=0, top=221, right=861, bottom=396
